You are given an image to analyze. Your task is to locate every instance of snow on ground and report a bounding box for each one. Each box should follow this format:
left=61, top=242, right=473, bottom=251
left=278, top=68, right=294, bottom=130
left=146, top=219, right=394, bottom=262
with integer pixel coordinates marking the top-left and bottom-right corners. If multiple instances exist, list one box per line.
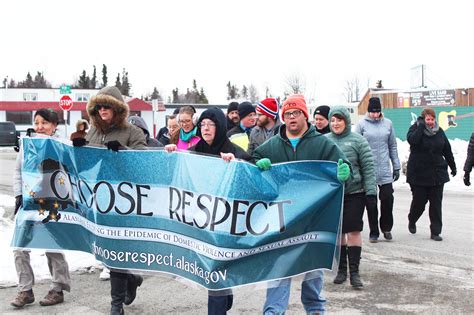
left=0, top=139, right=472, bottom=286
left=0, top=195, right=98, bottom=288
left=394, top=138, right=472, bottom=194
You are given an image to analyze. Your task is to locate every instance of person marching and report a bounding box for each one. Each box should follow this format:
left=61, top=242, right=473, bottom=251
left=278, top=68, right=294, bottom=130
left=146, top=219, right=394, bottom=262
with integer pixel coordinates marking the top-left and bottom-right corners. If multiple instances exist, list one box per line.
left=327, top=106, right=376, bottom=289
left=355, top=97, right=400, bottom=242
left=247, top=97, right=281, bottom=156
left=226, top=101, right=240, bottom=131
left=406, top=108, right=456, bottom=241
left=313, top=105, right=331, bottom=134
left=463, top=132, right=474, bottom=186
left=73, top=86, right=147, bottom=315
left=165, top=106, right=200, bottom=152
left=11, top=109, right=72, bottom=308
left=227, top=101, right=257, bottom=151
left=254, top=95, right=350, bottom=314
left=70, top=119, right=89, bottom=141
left=189, top=107, right=252, bottom=315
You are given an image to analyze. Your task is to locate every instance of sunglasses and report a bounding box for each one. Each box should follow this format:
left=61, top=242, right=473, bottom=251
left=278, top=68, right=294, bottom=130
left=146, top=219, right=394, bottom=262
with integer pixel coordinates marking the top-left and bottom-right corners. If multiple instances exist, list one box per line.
left=94, top=104, right=112, bottom=111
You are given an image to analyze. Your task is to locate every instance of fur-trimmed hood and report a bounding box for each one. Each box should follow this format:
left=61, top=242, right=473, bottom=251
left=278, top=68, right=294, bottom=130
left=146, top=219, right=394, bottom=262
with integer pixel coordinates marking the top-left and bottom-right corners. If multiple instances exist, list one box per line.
left=75, top=119, right=89, bottom=131
left=87, top=86, right=130, bottom=131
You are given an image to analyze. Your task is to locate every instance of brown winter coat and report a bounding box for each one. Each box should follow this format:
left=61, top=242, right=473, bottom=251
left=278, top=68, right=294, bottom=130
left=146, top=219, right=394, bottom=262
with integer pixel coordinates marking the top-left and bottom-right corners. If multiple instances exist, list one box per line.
left=85, top=89, right=146, bottom=148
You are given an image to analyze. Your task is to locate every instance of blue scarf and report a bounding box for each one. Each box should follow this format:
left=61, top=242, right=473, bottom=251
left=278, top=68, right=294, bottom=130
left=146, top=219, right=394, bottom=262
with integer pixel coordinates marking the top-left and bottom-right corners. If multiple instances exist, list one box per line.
left=180, top=127, right=197, bottom=142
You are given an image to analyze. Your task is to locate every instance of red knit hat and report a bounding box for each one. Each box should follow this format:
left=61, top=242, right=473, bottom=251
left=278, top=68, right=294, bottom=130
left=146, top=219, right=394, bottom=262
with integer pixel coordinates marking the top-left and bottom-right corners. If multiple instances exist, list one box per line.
left=281, top=94, right=309, bottom=120
left=256, top=98, right=279, bottom=119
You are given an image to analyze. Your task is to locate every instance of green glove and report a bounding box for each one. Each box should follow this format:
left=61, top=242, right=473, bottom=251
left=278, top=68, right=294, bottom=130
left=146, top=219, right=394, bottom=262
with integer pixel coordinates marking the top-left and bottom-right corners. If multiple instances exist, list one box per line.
left=337, top=158, right=350, bottom=182
left=256, top=158, right=272, bottom=171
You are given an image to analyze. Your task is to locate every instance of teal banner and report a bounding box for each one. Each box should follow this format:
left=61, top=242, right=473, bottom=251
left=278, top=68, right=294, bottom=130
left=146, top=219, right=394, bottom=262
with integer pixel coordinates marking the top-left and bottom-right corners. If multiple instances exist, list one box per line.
left=11, top=138, right=343, bottom=290
left=383, top=106, right=474, bottom=141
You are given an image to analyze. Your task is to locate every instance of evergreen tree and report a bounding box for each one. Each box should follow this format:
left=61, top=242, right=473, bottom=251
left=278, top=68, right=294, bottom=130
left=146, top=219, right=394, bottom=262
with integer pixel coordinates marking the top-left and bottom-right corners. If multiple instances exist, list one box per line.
left=78, top=70, right=90, bottom=89
left=101, top=64, right=108, bottom=87
left=90, top=65, right=97, bottom=89
left=151, top=87, right=161, bottom=100
left=226, top=81, right=239, bottom=100
left=241, top=85, right=248, bottom=99
left=23, top=72, right=34, bottom=88
left=227, top=81, right=232, bottom=100
left=199, top=87, right=209, bottom=104
left=2, top=77, right=7, bottom=88
left=115, top=73, right=122, bottom=91
left=33, top=71, right=50, bottom=88
left=120, top=68, right=131, bottom=96
left=172, top=88, right=179, bottom=103
left=8, top=79, right=16, bottom=88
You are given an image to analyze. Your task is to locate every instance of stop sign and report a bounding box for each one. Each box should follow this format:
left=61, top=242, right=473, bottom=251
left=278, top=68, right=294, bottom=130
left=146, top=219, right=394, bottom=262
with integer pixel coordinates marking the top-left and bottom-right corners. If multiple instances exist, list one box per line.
left=59, top=95, right=73, bottom=111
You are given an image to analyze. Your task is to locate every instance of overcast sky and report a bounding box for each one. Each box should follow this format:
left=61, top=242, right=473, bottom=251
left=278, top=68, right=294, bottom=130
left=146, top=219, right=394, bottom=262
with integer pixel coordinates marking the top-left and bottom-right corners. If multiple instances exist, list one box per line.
left=1, top=0, right=473, bottom=104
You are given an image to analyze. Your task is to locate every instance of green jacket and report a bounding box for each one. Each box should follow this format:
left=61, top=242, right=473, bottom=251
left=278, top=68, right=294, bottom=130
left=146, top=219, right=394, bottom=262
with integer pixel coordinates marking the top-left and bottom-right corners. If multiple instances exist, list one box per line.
left=253, top=122, right=347, bottom=165
left=326, top=106, right=376, bottom=196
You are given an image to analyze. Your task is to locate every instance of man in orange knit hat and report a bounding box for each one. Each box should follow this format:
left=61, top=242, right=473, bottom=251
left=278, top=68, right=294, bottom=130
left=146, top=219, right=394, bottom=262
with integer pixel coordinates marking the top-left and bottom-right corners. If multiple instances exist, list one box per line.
left=254, top=94, right=350, bottom=315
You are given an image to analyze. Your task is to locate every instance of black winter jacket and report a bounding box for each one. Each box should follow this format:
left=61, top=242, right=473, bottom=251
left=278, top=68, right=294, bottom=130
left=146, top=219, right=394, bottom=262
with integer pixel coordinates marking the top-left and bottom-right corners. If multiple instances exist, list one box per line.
left=406, top=122, right=456, bottom=186
left=464, top=132, right=474, bottom=173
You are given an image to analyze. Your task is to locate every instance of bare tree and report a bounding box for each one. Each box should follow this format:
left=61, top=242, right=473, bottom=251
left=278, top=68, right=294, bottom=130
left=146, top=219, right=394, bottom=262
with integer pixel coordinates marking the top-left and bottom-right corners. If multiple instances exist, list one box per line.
left=285, top=72, right=306, bottom=95
left=248, top=84, right=259, bottom=103
left=343, top=76, right=362, bottom=103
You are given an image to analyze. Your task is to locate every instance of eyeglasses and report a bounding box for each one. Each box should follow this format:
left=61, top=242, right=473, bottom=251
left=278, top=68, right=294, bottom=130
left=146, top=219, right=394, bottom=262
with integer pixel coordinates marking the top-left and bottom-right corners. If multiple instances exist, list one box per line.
left=94, top=104, right=112, bottom=111
left=199, top=122, right=216, bottom=128
left=179, top=119, right=193, bottom=125
left=283, top=110, right=303, bottom=119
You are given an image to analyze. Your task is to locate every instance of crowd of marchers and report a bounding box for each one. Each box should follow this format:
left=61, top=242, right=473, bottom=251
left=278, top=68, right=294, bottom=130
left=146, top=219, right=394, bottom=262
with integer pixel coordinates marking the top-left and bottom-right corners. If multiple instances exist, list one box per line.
left=10, top=86, right=474, bottom=315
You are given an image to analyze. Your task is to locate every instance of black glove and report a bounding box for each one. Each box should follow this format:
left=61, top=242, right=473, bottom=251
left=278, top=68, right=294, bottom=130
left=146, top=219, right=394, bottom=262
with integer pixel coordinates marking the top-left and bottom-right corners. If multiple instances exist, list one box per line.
left=72, top=138, right=87, bottom=147
left=464, top=172, right=471, bottom=186
left=393, top=169, right=400, bottom=182
left=106, top=140, right=122, bottom=152
left=14, top=195, right=22, bottom=215
left=366, top=195, right=377, bottom=209
left=416, top=116, right=425, bottom=128
left=451, top=169, right=457, bottom=177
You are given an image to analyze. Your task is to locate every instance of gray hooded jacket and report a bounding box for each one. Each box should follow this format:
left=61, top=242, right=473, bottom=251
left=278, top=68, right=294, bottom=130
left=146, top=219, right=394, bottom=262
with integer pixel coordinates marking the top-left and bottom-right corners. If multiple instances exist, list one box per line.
left=355, top=114, right=400, bottom=185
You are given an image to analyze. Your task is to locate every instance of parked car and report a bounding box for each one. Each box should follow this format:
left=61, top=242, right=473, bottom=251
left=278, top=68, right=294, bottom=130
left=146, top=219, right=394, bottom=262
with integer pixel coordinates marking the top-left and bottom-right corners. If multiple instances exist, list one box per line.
left=0, top=121, right=20, bottom=151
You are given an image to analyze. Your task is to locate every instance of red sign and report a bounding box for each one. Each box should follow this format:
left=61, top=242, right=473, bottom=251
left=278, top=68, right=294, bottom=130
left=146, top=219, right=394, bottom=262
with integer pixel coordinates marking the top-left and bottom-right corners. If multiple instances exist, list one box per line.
left=59, top=95, right=73, bottom=111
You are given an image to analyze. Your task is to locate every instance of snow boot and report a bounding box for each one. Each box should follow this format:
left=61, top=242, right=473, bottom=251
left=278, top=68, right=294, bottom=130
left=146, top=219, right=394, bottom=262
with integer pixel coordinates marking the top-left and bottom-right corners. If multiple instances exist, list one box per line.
left=333, top=245, right=347, bottom=284
left=124, top=274, right=143, bottom=305
left=348, top=246, right=363, bottom=289
left=110, top=272, right=127, bottom=315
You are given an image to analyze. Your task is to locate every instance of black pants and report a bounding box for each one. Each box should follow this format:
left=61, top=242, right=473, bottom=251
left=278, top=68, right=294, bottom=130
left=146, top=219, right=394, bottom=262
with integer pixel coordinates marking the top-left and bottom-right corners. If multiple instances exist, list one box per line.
left=366, top=183, right=394, bottom=237
left=408, top=184, right=444, bottom=236
left=208, top=292, right=233, bottom=315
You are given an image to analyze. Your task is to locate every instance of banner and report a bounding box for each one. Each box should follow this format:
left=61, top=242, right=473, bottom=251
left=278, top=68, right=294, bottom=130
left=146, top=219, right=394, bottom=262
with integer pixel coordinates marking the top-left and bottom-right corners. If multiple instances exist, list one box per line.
left=11, top=138, right=343, bottom=290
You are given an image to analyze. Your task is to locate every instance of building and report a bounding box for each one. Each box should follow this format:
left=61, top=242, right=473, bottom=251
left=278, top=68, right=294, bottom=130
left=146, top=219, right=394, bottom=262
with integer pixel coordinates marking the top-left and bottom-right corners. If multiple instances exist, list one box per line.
left=0, top=87, right=229, bottom=138
left=357, top=87, right=474, bottom=140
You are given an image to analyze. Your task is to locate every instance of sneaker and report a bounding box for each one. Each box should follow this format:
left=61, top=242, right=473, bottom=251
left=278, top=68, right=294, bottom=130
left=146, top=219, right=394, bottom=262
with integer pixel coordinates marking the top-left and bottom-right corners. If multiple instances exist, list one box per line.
left=99, top=267, right=110, bottom=280
left=383, top=231, right=393, bottom=240
left=10, top=290, right=35, bottom=308
left=369, top=236, right=378, bottom=243
left=39, top=290, right=64, bottom=306
left=431, top=234, right=443, bottom=241
left=408, top=222, right=416, bottom=234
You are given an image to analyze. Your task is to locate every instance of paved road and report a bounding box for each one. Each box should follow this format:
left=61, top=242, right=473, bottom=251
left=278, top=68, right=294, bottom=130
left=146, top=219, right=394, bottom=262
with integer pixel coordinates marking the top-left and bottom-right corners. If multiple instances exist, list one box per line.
left=0, top=150, right=473, bottom=314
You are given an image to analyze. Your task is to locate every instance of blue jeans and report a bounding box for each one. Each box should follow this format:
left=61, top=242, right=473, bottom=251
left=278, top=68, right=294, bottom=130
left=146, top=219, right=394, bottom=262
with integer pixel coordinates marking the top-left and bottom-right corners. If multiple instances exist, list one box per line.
left=263, top=270, right=325, bottom=314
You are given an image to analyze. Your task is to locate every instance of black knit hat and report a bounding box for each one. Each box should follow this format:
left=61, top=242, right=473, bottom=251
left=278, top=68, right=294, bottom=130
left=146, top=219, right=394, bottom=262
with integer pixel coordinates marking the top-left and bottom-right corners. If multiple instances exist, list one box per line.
left=238, top=102, right=256, bottom=119
left=314, top=105, right=330, bottom=120
left=227, top=101, right=239, bottom=114
left=368, top=97, right=382, bottom=113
